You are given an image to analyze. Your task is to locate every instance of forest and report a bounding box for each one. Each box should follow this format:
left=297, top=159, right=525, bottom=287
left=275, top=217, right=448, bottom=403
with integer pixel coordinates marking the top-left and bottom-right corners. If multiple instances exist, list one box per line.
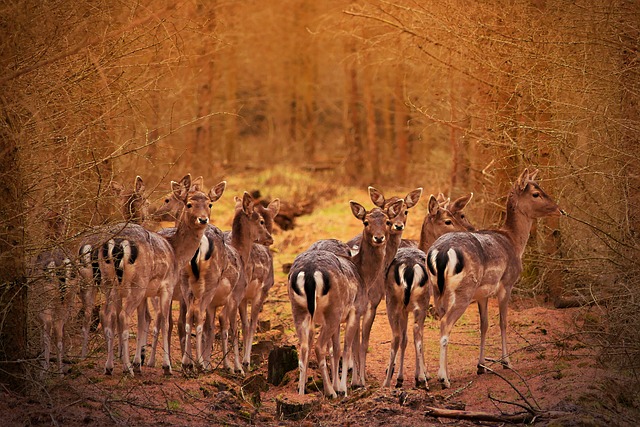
left=1, top=0, right=638, bottom=425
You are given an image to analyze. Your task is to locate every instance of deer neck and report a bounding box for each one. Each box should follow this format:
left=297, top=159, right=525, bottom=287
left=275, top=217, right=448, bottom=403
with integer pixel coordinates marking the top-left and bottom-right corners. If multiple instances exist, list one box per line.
left=502, top=194, right=534, bottom=259
left=384, top=232, right=402, bottom=268
left=168, top=216, right=206, bottom=268
left=230, top=214, right=253, bottom=264
left=418, top=220, right=435, bottom=253
left=353, top=236, right=386, bottom=285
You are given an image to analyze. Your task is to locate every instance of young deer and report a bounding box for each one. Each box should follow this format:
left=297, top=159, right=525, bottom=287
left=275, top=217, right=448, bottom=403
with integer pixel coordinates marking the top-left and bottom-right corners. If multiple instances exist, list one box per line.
left=77, top=175, right=150, bottom=359
left=345, top=186, right=422, bottom=386
left=183, top=192, right=273, bottom=374
left=98, top=174, right=220, bottom=375
left=288, top=199, right=403, bottom=398
left=239, top=199, right=280, bottom=370
left=382, top=194, right=475, bottom=389
left=33, top=204, right=78, bottom=374
left=426, top=168, right=563, bottom=388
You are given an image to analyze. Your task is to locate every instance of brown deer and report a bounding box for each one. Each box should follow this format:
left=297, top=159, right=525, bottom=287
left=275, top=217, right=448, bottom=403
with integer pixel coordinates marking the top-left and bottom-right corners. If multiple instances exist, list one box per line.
left=98, top=174, right=221, bottom=375
left=288, top=199, right=404, bottom=398
left=239, top=199, right=280, bottom=370
left=183, top=191, right=273, bottom=374
left=382, top=194, right=475, bottom=389
left=426, top=168, right=563, bottom=388
left=77, top=175, right=150, bottom=359
left=345, top=186, right=422, bottom=386
left=33, top=204, right=78, bottom=374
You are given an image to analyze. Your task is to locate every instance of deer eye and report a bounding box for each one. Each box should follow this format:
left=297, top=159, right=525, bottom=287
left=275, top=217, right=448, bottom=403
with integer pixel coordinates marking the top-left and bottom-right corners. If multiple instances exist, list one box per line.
left=445, top=219, right=452, bottom=225
left=460, top=214, right=465, bottom=219
left=386, top=220, right=392, bottom=226
left=208, top=203, right=213, bottom=208
left=164, top=198, right=170, bottom=204
left=260, top=219, right=265, bottom=225
left=186, top=203, right=193, bottom=209
left=532, top=192, right=540, bottom=198
left=404, top=210, right=409, bottom=215
left=363, top=220, right=369, bottom=226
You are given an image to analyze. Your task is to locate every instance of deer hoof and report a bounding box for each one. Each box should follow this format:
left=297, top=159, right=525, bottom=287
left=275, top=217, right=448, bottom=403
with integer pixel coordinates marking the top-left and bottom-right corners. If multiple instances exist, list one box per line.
left=477, top=364, right=486, bottom=375
left=162, top=365, right=172, bottom=376
left=415, top=378, right=428, bottom=390
left=395, top=378, right=404, bottom=389
left=104, top=367, right=113, bottom=376
left=439, top=377, right=450, bottom=389
left=133, top=362, right=142, bottom=374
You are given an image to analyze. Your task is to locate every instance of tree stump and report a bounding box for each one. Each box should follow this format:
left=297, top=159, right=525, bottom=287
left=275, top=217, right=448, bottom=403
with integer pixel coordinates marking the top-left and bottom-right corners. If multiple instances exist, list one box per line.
left=275, top=394, right=319, bottom=421
left=268, top=345, right=298, bottom=386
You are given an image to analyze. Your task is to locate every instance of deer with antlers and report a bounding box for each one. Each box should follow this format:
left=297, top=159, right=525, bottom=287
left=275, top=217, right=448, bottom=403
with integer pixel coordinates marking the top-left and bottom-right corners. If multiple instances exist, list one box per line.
left=426, top=168, right=563, bottom=388
left=382, top=193, right=474, bottom=389
left=288, top=199, right=404, bottom=398
left=98, top=174, right=220, bottom=375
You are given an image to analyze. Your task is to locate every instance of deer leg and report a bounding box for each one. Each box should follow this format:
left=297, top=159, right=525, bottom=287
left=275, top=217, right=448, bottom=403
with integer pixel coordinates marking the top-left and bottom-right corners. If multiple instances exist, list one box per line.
left=226, top=300, right=244, bottom=375
left=182, top=295, right=196, bottom=369
left=497, top=286, right=512, bottom=369
left=413, top=307, right=429, bottom=389
left=382, top=306, right=401, bottom=388
left=239, top=299, right=251, bottom=368
left=159, top=289, right=173, bottom=375
left=330, top=327, right=341, bottom=394
left=177, top=296, right=187, bottom=358
left=118, top=304, right=133, bottom=376
left=202, top=307, right=216, bottom=371
left=294, top=315, right=312, bottom=396
left=145, top=299, right=156, bottom=367
left=396, top=310, right=409, bottom=388
left=340, top=309, right=358, bottom=396
left=132, top=302, right=147, bottom=373
left=80, top=283, right=96, bottom=359
left=350, top=319, right=363, bottom=387
left=101, top=298, right=115, bottom=375
left=438, top=303, right=468, bottom=389
left=41, top=314, right=52, bottom=372
left=315, top=323, right=337, bottom=399
left=54, top=318, right=65, bottom=375
left=477, top=297, right=489, bottom=374
left=358, top=304, right=378, bottom=385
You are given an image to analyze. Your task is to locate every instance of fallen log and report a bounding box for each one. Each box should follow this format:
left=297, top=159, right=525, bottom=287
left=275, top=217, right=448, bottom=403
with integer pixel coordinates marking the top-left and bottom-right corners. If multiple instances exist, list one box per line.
left=424, top=406, right=571, bottom=424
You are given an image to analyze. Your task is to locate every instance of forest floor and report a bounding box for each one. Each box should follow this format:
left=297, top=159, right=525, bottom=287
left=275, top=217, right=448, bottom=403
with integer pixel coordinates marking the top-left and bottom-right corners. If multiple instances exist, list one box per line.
left=2, top=283, right=638, bottom=426
left=4, top=172, right=639, bottom=426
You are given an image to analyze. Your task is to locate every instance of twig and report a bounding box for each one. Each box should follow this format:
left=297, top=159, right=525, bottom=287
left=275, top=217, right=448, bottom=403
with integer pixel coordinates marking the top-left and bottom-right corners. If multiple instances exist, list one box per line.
left=480, top=364, right=537, bottom=412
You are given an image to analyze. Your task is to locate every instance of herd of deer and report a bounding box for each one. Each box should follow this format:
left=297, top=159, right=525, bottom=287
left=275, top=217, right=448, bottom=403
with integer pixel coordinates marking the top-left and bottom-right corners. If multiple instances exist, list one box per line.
left=33, top=168, right=563, bottom=399
left=287, top=167, right=563, bottom=397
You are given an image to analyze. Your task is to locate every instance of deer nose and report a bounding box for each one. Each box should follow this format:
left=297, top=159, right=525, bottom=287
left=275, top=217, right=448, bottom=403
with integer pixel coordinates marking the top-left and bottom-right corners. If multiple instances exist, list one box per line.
left=373, top=235, right=386, bottom=244
left=198, top=217, right=209, bottom=225
left=393, top=224, right=404, bottom=231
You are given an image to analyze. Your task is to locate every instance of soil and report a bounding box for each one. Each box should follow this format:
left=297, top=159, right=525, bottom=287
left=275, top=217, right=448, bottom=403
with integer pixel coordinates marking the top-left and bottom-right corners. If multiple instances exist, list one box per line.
left=2, top=281, right=637, bottom=426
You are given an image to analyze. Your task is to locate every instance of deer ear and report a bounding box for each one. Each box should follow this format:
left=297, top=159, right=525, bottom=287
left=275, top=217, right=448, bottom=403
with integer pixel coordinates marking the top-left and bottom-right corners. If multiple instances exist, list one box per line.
left=428, top=195, right=439, bottom=216
left=134, top=176, right=145, bottom=195
left=368, top=186, right=386, bottom=208
left=529, top=169, right=539, bottom=182
left=350, top=201, right=367, bottom=221
left=404, top=188, right=423, bottom=209
left=191, top=176, right=204, bottom=192
left=179, top=174, right=192, bottom=192
left=268, top=198, right=281, bottom=216
left=387, top=199, right=404, bottom=219
left=110, top=181, right=124, bottom=196
left=516, top=168, right=530, bottom=191
left=209, top=181, right=227, bottom=203
left=242, top=191, right=253, bottom=214
left=450, top=193, right=473, bottom=213
left=171, top=180, right=188, bottom=201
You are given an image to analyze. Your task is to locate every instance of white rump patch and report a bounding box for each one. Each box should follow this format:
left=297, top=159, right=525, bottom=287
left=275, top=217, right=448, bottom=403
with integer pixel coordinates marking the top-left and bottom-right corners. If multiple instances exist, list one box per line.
left=198, top=235, right=209, bottom=262
left=314, top=271, right=325, bottom=295
left=428, top=249, right=439, bottom=276
left=413, top=264, right=425, bottom=285
left=80, top=244, right=92, bottom=266
left=120, top=240, right=131, bottom=269
left=446, top=248, right=458, bottom=274
left=350, top=245, right=360, bottom=256
left=295, top=271, right=306, bottom=296
left=398, top=263, right=408, bottom=289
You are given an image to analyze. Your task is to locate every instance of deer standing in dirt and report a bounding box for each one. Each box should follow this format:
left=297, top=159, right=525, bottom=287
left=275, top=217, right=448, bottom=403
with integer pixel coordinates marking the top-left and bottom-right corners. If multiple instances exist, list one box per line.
left=182, top=191, right=273, bottom=374
left=426, top=168, right=563, bottom=388
left=288, top=199, right=403, bottom=398
left=382, top=193, right=474, bottom=389
left=33, top=204, right=78, bottom=374
left=98, top=174, right=219, bottom=375
left=77, top=175, right=150, bottom=358
left=238, top=199, right=280, bottom=370
left=344, top=186, right=423, bottom=386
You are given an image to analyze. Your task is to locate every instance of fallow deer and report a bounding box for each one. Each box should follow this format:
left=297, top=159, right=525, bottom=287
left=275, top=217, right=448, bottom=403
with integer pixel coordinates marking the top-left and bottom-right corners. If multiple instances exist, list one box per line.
left=426, top=168, right=563, bottom=388
left=382, top=194, right=475, bottom=389
left=98, top=174, right=220, bottom=375
left=183, top=191, right=273, bottom=374
left=33, top=204, right=78, bottom=374
left=288, top=199, right=404, bottom=398
left=238, top=199, right=280, bottom=370
left=77, top=175, right=150, bottom=358
left=345, top=186, right=423, bottom=386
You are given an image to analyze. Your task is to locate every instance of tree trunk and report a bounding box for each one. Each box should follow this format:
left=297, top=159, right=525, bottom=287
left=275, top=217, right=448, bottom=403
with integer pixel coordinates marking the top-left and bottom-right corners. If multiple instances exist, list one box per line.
left=0, top=114, right=28, bottom=392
